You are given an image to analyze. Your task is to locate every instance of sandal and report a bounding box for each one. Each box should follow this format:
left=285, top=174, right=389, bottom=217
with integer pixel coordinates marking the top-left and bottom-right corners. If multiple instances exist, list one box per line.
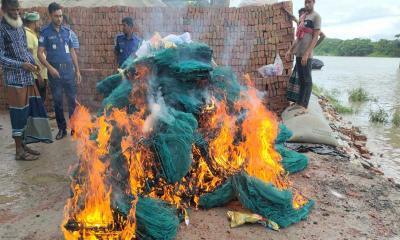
left=23, top=145, right=41, bottom=156
left=15, top=152, right=39, bottom=161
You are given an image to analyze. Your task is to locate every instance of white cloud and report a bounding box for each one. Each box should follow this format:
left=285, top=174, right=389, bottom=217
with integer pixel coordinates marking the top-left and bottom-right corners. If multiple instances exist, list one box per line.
left=229, top=0, right=399, bottom=39
left=293, top=0, right=400, bottom=39
left=324, top=16, right=400, bottom=40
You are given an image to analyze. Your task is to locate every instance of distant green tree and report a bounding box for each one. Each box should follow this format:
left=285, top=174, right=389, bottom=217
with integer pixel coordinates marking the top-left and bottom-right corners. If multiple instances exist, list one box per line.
left=374, top=39, right=400, bottom=57
left=337, top=38, right=374, bottom=56
left=314, top=37, right=400, bottom=57
left=314, top=38, right=342, bottom=55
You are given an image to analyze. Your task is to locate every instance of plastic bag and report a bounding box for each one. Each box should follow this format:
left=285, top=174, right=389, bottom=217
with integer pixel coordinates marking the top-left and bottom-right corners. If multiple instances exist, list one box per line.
left=227, top=211, right=264, bottom=228
left=136, top=40, right=151, bottom=59
left=137, top=33, right=194, bottom=59
left=227, top=211, right=280, bottom=231
left=257, top=52, right=283, bottom=77
left=163, top=32, right=192, bottom=45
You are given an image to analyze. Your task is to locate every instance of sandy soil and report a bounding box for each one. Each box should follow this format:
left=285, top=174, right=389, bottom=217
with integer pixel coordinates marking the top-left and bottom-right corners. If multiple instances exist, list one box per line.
left=0, top=111, right=399, bottom=240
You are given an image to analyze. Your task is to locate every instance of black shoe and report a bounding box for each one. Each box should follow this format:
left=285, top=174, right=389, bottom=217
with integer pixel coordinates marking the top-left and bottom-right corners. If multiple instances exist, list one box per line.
left=56, top=129, right=67, bottom=140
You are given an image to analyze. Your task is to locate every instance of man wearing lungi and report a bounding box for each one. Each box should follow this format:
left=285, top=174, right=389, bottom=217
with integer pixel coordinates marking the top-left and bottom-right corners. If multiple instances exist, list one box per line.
left=0, top=0, right=52, bottom=161
left=285, top=0, right=322, bottom=113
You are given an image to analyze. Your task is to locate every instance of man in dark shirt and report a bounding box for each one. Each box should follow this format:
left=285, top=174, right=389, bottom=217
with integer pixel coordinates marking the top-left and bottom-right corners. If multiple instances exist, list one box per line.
left=38, top=2, right=81, bottom=140
left=114, top=17, right=141, bottom=68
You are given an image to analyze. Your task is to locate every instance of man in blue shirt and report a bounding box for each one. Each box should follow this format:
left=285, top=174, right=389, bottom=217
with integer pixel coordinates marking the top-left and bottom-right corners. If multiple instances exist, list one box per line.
left=38, top=2, right=81, bottom=140
left=114, top=17, right=141, bottom=68
left=63, top=14, right=79, bottom=50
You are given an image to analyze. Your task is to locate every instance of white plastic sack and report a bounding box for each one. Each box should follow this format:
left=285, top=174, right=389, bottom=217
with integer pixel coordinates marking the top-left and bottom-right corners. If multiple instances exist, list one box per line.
left=282, top=95, right=338, bottom=146
left=257, top=53, right=283, bottom=77
left=162, top=32, right=192, bottom=45
left=179, top=32, right=192, bottom=43
left=136, top=40, right=151, bottom=59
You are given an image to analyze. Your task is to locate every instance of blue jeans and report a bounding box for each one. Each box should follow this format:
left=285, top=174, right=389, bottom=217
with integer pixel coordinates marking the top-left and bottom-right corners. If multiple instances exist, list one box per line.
left=49, top=73, right=76, bottom=131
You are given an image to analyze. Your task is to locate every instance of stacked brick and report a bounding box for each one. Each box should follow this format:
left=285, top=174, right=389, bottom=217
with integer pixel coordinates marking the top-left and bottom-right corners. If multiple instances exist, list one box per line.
left=0, top=1, right=294, bottom=113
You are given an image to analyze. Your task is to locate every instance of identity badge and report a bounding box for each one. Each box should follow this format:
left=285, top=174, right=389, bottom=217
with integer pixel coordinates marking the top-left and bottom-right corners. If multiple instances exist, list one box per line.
left=65, top=44, right=70, bottom=53
left=52, top=44, right=57, bottom=50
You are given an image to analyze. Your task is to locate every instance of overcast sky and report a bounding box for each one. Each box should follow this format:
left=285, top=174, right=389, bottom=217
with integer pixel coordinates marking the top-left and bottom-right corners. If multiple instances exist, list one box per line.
left=292, top=0, right=400, bottom=40
left=229, top=0, right=400, bottom=40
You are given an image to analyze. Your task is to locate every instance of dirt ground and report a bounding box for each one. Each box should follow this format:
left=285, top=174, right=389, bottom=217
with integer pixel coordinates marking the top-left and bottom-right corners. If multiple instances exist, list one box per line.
left=0, top=111, right=399, bottom=240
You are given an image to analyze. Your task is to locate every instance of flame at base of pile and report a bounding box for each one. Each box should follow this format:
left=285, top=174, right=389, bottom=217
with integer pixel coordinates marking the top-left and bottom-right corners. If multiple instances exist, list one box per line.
left=62, top=36, right=313, bottom=239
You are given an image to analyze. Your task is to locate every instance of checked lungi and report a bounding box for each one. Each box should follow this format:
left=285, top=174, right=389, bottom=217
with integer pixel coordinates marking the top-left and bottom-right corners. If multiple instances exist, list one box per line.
left=7, top=84, right=53, bottom=144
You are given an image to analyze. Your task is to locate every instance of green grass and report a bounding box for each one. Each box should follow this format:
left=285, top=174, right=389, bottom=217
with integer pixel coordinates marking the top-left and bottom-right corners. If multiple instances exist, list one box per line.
left=392, top=110, right=400, bottom=127
left=312, top=84, right=324, bottom=96
left=313, top=85, right=353, bottom=114
left=348, top=87, right=370, bottom=103
left=332, top=103, right=354, bottom=114
left=369, top=107, right=389, bottom=124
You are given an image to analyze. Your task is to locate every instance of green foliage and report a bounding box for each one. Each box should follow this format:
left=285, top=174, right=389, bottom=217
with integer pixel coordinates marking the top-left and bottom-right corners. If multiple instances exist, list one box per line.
left=312, top=84, right=324, bottom=96
left=338, top=39, right=374, bottom=56
left=369, top=107, right=389, bottom=124
left=312, top=85, right=353, bottom=114
left=392, top=109, right=400, bottom=127
left=315, top=38, right=400, bottom=57
left=348, top=87, right=370, bottom=103
left=313, top=38, right=343, bottom=56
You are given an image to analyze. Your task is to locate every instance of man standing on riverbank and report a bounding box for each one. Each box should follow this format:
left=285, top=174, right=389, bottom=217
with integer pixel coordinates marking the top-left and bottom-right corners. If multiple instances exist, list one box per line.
left=285, top=0, right=321, bottom=112
left=38, top=2, right=81, bottom=140
left=284, top=7, right=325, bottom=48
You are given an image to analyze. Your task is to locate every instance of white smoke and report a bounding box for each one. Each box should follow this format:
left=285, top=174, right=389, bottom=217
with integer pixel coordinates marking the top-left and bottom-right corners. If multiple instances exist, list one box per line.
left=143, top=90, right=173, bottom=134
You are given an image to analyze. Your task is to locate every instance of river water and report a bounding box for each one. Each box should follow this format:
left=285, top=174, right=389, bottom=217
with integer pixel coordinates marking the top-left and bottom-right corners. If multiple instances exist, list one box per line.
left=312, top=56, right=400, bottom=182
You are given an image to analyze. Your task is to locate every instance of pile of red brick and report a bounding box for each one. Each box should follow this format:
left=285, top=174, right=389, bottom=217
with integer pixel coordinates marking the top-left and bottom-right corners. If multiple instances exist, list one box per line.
left=0, top=1, right=294, bottom=113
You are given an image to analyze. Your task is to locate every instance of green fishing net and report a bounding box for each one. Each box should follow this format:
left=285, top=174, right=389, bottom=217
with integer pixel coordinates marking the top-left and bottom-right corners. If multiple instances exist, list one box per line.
left=199, top=172, right=314, bottom=228
left=151, top=109, right=198, bottom=183
left=210, top=66, right=242, bottom=104
left=67, top=41, right=314, bottom=239
left=276, top=124, right=309, bottom=174
left=96, top=73, right=123, bottom=98
left=112, top=195, right=179, bottom=240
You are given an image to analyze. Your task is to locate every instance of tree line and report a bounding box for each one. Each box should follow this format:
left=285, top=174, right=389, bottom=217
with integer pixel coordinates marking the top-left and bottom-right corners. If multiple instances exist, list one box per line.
left=314, top=35, right=400, bottom=57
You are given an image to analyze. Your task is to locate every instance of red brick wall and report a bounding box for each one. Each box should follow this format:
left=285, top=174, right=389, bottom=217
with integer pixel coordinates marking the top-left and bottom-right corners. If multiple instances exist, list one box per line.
left=0, top=2, right=294, bottom=113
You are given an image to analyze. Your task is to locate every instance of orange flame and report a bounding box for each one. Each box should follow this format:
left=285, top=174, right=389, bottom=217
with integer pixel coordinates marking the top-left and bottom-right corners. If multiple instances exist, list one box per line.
left=63, top=62, right=308, bottom=238
left=237, top=75, right=285, bottom=188
left=63, top=106, right=115, bottom=239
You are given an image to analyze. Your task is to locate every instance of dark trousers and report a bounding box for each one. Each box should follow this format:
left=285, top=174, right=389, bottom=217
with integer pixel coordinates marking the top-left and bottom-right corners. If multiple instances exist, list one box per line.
left=296, top=57, right=313, bottom=108
left=49, top=75, right=77, bottom=131
left=35, top=79, right=47, bottom=102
